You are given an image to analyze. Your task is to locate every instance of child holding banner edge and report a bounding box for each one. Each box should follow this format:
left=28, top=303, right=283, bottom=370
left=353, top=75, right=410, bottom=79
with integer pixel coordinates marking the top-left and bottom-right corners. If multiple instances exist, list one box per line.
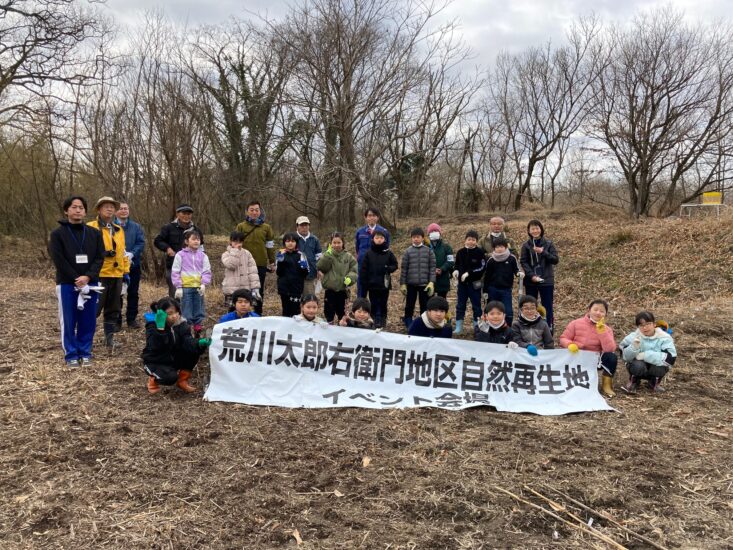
left=475, top=301, right=513, bottom=345
left=511, top=295, right=554, bottom=355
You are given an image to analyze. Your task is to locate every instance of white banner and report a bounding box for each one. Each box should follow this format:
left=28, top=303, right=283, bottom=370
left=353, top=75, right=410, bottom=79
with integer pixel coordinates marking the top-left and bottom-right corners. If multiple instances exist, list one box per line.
left=205, top=317, right=613, bottom=415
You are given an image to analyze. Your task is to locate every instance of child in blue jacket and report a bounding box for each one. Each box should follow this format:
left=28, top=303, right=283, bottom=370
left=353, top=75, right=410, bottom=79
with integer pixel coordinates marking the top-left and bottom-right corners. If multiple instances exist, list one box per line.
left=620, top=311, right=677, bottom=393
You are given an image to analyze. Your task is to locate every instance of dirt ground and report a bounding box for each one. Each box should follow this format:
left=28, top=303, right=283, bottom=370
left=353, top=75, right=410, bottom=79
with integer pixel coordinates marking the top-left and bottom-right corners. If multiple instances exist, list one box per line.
left=0, top=208, right=731, bottom=549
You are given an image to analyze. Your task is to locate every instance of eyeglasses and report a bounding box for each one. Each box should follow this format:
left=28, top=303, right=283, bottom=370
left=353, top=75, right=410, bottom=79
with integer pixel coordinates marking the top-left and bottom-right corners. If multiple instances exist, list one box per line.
left=638, top=321, right=655, bottom=328
left=521, top=306, right=537, bottom=311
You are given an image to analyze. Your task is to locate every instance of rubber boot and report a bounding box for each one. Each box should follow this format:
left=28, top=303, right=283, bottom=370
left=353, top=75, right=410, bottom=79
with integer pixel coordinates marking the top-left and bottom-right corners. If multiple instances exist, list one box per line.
left=147, top=376, right=161, bottom=395
left=104, top=322, right=117, bottom=349
left=176, top=370, right=196, bottom=393
left=600, top=374, right=616, bottom=398
left=453, top=320, right=463, bottom=335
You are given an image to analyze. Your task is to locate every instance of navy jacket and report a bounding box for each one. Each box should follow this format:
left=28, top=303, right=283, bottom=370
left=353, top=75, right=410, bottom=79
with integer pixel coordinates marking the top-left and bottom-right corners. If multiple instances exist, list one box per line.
left=297, top=233, right=322, bottom=280
left=276, top=249, right=309, bottom=296
left=474, top=323, right=512, bottom=344
left=360, top=242, right=398, bottom=291
left=408, top=317, right=453, bottom=338
left=117, top=218, right=145, bottom=266
left=49, top=221, right=105, bottom=285
left=483, top=254, right=520, bottom=291
left=455, top=247, right=485, bottom=284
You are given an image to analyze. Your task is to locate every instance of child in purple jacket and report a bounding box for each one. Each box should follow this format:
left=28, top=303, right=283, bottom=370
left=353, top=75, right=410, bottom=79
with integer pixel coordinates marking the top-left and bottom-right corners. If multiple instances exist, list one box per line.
left=171, top=229, right=212, bottom=335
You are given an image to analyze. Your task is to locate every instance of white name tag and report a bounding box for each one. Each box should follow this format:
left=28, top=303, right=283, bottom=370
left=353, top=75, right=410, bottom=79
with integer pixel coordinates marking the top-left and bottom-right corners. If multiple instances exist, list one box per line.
left=75, top=254, right=88, bottom=264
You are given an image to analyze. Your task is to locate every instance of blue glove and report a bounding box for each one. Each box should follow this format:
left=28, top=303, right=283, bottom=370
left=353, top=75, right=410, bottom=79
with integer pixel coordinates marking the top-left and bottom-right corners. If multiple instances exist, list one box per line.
left=299, top=259, right=308, bottom=270
left=123, top=274, right=130, bottom=284
left=276, top=251, right=285, bottom=262
left=527, top=345, right=538, bottom=357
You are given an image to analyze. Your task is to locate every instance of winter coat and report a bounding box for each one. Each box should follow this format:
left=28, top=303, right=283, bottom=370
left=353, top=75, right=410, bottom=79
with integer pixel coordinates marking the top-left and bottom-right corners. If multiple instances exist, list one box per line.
left=483, top=254, right=520, bottom=291
left=341, top=317, right=376, bottom=330
left=511, top=315, right=554, bottom=349
left=233, top=219, right=276, bottom=267
left=400, top=245, right=436, bottom=286
left=430, top=239, right=455, bottom=293
left=221, top=246, right=260, bottom=295
left=559, top=315, right=616, bottom=353
left=141, top=316, right=204, bottom=367
left=360, top=242, right=398, bottom=291
left=355, top=224, right=391, bottom=262
left=49, top=221, right=105, bottom=285
left=87, top=218, right=130, bottom=278
left=116, top=218, right=145, bottom=267
left=317, top=249, right=358, bottom=292
left=620, top=328, right=677, bottom=367
left=297, top=233, right=322, bottom=279
left=455, top=247, right=486, bottom=285
left=218, top=311, right=260, bottom=324
left=478, top=232, right=518, bottom=257
left=276, top=248, right=309, bottom=296
left=474, top=322, right=512, bottom=344
left=154, top=220, right=204, bottom=269
left=171, top=248, right=212, bottom=289
left=408, top=313, right=452, bottom=338
left=520, top=237, right=559, bottom=287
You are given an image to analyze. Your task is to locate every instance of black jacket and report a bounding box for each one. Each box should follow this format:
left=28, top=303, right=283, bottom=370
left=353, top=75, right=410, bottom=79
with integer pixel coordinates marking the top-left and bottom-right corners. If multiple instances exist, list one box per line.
left=142, top=319, right=203, bottom=367
left=360, top=242, right=398, bottom=290
left=276, top=249, right=309, bottom=296
left=520, top=237, right=558, bottom=286
left=154, top=220, right=204, bottom=268
left=48, top=220, right=105, bottom=285
left=483, top=254, right=520, bottom=291
left=455, top=247, right=486, bottom=284
left=474, top=323, right=512, bottom=344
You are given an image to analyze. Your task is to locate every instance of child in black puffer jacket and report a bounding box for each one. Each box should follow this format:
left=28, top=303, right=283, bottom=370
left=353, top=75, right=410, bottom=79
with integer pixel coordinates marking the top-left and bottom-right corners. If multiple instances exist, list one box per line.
left=276, top=232, right=310, bottom=317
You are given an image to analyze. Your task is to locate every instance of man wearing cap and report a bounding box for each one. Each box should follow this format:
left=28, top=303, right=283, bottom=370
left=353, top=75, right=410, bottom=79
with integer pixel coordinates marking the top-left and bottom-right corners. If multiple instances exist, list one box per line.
left=295, top=215, right=322, bottom=296
left=154, top=204, right=204, bottom=298
left=87, top=196, right=130, bottom=349
left=478, top=216, right=518, bottom=257
left=115, top=202, right=145, bottom=328
left=235, top=201, right=276, bottom=315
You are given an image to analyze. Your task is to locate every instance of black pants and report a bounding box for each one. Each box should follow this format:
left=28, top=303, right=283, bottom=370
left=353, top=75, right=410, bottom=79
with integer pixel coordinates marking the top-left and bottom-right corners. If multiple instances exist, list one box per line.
left=119, top=263, right=141, bottom=324
left=97, top=277, right=122, bottom=334
left=255, top=266, right=269, bottom=315
left=145, top=354, right=198, bottom=385
left=165, top=266, right=176, bottom=298
left=324, top=289, right=347, bottom=323
left=627, top=360, right=668, bottom=381
left=404, top=284, right=429, bottom=321
left=368, top=288, right=389, bottom=327
left=280, top=293, right=301, bottom=317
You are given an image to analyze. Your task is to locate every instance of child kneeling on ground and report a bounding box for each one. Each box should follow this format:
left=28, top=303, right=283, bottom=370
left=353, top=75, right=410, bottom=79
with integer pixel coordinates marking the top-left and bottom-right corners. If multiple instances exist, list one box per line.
left=142, top=297, right=211, bottom=394
left=408, top=296, right=452, bottom=338
left=475, top=300, right=512, bottom=345
left=339, top=298, right=375, bottom=330
left=218, top=288, right=260, bottom=324
left=511, top=295, right=554, bottom=355
left=560, top=299, right=618, bottom=398
left=619, top=311, right=677, bottom=393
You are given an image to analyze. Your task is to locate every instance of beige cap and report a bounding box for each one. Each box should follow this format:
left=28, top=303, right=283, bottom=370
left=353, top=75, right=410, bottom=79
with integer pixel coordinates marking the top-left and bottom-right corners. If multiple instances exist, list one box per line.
left=296, top=216, right=310, bottom=225
left=95, top=196, right=120, bottom=210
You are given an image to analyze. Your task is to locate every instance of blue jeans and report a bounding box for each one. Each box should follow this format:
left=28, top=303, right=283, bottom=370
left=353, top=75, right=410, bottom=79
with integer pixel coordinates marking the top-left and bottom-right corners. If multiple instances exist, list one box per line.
left=456, top=282, right=482, bottom=323
left=523, top=283, right=554, bottom=330
left=487, top=286, right=514, bottom=325
left=182, top=287, right=205, bottom=326
left=57, top=283, right=98, bottom=361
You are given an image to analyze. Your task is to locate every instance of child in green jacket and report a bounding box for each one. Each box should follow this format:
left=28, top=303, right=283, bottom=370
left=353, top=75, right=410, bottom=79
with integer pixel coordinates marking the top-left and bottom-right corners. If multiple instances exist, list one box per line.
left=316, top=232, right=358, bottom=323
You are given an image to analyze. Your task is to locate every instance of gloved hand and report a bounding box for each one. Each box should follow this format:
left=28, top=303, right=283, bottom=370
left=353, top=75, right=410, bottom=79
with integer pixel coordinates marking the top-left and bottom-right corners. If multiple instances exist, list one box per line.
left=517, top=271, right=525, bottom=278
left=251, top=288, right=261, bottom=302
left=482, top=293, right=489, bottom=303
left=121, top=282, right=128, bottom=296
left=298, top=259, right=309, bottom=270
left=635, top=352, right=646, bottom=361
left=154, top=309, right=167, bottom=330
left=174, top=288, right=183, bottom=300
left=198, top=285, right=206, bottom=297
left=527, top=344, right=538, bottom=357
left=568, top=343, right=580, bottom=353
left=198, top=338, right=212, bottom=348
left=507, top=341, right=519, bottom=350
left=326, top=244, right=333, bottom=255
left=595, top=318, right=606, bottom=334
left=632, top=337, right=641, bottom=349
left=460, top=272, right=469, bottom=282
left=124, top=251, right=134, bottom=261
left=425, top=282, right=434, bottom=296
left=123, top=274, right=130, bottom=284
left=400, top=284, right=407, bottom=296
left=344, top=277, right=352, bottom=286
left=276, top=250, right=285, bottom=262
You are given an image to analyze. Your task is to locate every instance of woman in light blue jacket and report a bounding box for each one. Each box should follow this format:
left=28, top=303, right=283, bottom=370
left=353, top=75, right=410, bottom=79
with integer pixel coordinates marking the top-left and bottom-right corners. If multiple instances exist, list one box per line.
left=619, top=311, right=677, bottom=394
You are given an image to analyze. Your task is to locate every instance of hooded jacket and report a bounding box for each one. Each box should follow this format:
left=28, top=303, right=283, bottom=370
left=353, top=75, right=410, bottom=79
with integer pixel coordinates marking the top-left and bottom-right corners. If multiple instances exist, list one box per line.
left=620, top=328, right=677, bottom=367
left=171, top=247, right=212, bottom=289
left=560, top=315, right=616, bottom=353
left=87, top=218, right=130, bottom=278
left=154, top=219, right=204, bottom=269
left=355, top=224, right=391, bottom=262
left=360, top=241, right=398, bottom=291
left=511, top=314, right=554, bottom=349
left=142, top=315, right=204, bottom=367
left=519, top=222, right=559, bottom=287
left=221, top=246, right=260, bottom=295
left=317, top=249, right=358, bottom=292
left=49, top=220, right=105, bottom=285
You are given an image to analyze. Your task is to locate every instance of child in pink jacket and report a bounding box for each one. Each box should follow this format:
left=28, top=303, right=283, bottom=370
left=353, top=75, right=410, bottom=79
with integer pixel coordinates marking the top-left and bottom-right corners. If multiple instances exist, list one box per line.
left=560, top=299, right=617, bottom=398
left=221, top=231, right=261, bottom=307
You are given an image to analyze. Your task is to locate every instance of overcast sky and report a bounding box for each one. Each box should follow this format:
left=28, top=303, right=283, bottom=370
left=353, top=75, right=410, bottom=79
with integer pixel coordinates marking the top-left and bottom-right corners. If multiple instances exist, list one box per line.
left=106, top=0, right=731, bottom=65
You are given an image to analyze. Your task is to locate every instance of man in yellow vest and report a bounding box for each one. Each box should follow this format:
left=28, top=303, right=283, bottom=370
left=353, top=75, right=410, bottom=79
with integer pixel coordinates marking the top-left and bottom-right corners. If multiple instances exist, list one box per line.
left=88, top=197, right=130, bottom=349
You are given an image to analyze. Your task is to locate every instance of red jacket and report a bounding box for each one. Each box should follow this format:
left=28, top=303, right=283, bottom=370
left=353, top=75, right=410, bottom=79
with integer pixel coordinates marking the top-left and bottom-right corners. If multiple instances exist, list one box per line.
left=560, top=315, right=616, bottom=353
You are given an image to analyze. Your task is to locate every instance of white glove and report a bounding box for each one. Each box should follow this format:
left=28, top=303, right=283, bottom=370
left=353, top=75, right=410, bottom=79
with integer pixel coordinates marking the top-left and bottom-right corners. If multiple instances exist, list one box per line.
left=632, top=338, right=641, bottom=349
left=121, top=282, right=128, bottom=296
left=198, top=285, right=206, bottom=296
left=635, top=352, right=646, bottom=361
left=124, top=251, right=134, bottom=261
left=482, top=293, right=489, bottom=302
left=175, top=288, right=183, bottom=300
left=460, top=272, right=469, bottom=282
left=452, top=271, right=458, bottom=281
left=252, top=288, right=261, bottom=302
left=507, top=341, right=519, bottom=350
left=88, top=285, right=105, bottom=294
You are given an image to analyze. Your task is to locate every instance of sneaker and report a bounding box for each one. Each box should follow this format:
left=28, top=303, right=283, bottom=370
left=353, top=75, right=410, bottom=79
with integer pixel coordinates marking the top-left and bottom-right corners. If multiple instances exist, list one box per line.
left=65, top=359, right=80, bottom=369
left=80, top=357, right=93, bottom=367
left=622, top=376, right=639, bottom=394
left=648, top=378, right=666, bottom=393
